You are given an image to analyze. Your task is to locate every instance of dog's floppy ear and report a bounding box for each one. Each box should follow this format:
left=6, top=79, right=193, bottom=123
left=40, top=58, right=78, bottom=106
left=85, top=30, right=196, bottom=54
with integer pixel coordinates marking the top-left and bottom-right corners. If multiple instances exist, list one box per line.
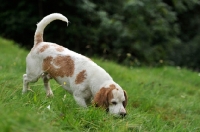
left=93, top=87, right=112, bottom=109
left=123, top=90, right=128, bottom=107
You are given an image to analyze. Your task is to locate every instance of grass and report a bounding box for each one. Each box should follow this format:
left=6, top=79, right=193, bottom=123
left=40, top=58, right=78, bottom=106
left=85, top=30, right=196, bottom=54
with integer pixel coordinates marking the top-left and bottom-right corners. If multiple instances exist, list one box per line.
left=0, top=37, right=200, bottom=131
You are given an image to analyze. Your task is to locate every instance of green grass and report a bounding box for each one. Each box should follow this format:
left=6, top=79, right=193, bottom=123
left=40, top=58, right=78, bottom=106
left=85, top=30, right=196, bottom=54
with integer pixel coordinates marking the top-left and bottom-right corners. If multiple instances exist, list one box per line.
left=0, top=37, right=200, bottom=132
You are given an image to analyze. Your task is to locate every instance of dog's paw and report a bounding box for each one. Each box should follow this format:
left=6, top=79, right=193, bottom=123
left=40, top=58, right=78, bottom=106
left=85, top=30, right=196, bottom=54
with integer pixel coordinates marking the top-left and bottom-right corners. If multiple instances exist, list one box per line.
left=22, top=88, right=34, bottom=95
left=22, top=91, right=26, bottom=95
left=46, top=90, right=54, bottom=97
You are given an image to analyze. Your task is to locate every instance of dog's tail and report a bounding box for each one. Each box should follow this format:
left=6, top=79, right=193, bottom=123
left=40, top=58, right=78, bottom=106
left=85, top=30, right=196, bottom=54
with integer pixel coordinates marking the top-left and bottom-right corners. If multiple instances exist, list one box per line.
left=34, top=13, right=69, bottom=46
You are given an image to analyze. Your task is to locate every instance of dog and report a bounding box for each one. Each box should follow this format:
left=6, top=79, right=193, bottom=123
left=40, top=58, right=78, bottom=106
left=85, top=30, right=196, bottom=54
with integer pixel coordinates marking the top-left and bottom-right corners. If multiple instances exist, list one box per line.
left=22, top=13, right=127, bottom=117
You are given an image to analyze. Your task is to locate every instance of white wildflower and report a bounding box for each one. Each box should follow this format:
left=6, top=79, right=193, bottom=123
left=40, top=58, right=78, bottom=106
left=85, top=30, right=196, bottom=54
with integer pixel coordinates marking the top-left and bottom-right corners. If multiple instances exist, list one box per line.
left=62, top=94, right=66, bottom=101
left=47, top=105, right=51, bottom=110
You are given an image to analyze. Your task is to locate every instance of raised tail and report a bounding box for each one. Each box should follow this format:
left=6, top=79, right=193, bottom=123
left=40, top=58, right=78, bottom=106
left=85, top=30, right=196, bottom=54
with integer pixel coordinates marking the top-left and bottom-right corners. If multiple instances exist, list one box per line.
left=34, top=13, right=69, bottom=46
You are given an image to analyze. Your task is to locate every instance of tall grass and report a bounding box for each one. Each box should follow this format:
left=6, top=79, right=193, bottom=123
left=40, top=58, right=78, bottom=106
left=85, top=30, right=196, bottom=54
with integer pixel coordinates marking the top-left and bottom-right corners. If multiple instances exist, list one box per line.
left=0, top=37, right=200, bottom=131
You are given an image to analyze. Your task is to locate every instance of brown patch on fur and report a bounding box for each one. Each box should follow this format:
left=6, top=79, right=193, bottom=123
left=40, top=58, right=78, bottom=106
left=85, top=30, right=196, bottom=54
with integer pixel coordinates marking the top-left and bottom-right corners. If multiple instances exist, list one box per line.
left=109, top=84, right=116, bottom=89
left=39, top=44, right=50, bottom=53
left=42, top=55, right=74, bottom=78
left=123, top=90, right=128, bottom=107
left=93, top=86, right=116, bottom=108
left=51, top=44, right=65, bottom=52
left=34, top=33, right=43, bottom=45
left=56, top=46, right=64, bottom=52
left=75, top=70, right=87, bottom=84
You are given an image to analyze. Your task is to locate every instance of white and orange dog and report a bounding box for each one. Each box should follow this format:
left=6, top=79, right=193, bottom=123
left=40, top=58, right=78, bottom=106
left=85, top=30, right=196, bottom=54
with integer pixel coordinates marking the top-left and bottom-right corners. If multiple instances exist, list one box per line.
left=23, top=13, right=127, bottom=116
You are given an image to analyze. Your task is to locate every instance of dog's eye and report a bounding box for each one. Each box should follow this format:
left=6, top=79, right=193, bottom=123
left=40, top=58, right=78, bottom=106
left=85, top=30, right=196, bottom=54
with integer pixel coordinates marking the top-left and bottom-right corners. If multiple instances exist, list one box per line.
left=111, top=101, right=117, bottom=105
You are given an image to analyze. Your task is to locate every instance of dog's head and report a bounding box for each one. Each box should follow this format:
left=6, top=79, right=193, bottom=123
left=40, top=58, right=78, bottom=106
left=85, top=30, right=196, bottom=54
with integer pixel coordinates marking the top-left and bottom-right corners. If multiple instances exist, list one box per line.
left=93, top=84, right=128, bottom=117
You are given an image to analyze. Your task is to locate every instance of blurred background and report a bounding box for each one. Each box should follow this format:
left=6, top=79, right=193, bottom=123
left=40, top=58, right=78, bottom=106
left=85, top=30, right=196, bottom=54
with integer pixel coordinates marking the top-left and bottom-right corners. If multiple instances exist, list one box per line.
left=0, top=0, right=200, bottom=70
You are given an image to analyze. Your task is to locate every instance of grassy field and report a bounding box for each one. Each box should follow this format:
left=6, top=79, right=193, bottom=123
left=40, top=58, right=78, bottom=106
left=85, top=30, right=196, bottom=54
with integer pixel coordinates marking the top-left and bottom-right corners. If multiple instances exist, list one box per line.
left=0, top=37, right=200, bottom=132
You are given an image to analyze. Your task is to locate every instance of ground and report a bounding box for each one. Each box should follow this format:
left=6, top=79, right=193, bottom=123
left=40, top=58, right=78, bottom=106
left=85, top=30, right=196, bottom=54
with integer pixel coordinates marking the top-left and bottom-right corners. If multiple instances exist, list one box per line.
left=0, top=37, right=200, bottom=132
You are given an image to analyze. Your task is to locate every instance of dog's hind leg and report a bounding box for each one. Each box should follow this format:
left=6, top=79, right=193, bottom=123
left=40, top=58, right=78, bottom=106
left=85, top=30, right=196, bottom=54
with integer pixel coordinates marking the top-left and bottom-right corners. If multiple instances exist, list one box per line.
left=42, top=73, right=53, bottom=97
left=22, top=73, right=40, bottom=94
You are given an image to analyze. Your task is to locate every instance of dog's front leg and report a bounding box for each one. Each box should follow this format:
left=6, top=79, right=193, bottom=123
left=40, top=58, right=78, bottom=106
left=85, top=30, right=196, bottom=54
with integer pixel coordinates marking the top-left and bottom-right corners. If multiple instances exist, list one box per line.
left=22, top=74, right=29, bottom=94
left=73, top=91, right=87, bottom=107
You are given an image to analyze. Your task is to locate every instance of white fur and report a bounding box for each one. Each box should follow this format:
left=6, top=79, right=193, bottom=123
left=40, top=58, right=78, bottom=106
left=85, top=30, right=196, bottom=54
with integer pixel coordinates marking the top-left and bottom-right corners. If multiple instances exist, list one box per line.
left=109, top=89, right=126, bottom=114
left=23, top=13, right=127, bottom=116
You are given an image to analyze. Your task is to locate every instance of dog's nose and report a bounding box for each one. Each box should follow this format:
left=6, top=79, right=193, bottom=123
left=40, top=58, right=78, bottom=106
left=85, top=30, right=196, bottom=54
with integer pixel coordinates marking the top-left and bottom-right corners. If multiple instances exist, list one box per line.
left=120, top=112, right=127, bottom=117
